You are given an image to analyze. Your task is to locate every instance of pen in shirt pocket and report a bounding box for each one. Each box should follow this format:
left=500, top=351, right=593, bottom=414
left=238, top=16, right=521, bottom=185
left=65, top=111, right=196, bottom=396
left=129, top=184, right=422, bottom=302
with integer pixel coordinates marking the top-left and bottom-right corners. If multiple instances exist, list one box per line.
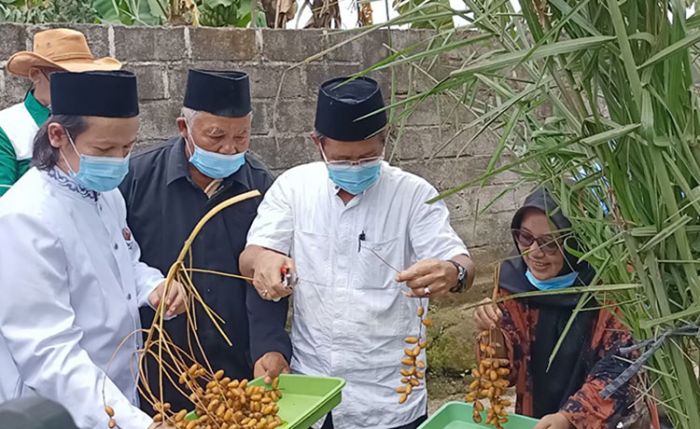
left=358, top=230, right=366, bottom=252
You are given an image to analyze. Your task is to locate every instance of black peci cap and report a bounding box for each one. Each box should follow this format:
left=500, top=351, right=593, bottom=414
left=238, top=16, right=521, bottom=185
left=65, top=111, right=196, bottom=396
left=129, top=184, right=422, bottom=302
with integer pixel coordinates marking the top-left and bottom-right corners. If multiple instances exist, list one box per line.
left=314, top=76, right=387, bottom=141
left=183, top=69, right=251, bottom=118
left=50, top=70, right=139, bottom=118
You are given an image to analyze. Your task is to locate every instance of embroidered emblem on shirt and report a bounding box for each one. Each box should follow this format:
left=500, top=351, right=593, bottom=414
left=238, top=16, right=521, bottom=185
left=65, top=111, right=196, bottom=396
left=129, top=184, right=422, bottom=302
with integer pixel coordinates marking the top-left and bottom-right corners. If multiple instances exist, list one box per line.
left=47, top=168, right=98, bottom=201
left=123, top=227, right=134, bottom=250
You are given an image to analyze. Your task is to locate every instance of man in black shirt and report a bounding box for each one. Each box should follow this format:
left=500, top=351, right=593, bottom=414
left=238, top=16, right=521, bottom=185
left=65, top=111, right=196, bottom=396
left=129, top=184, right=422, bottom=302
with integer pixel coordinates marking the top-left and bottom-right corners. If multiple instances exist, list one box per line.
left=120, top=69, right=291, bottom=413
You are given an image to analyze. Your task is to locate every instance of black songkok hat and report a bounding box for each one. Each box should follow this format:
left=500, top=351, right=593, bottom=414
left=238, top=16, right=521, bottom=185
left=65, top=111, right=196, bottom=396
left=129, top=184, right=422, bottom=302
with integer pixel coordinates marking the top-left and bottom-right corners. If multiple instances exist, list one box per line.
left=314, top=76, right=387, bottom=141
left=51, top=70, right=139, bottom=118
left=184, top=69, right=251, bottom=118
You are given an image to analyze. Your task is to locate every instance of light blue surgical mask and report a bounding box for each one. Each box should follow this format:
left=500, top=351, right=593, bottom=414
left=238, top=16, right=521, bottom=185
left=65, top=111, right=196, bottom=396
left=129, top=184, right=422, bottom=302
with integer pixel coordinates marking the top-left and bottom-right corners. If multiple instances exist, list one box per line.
left=187, top=133, right=246, bottom=179
left=320, top=145, right=383, bottom=195
left=326, top=161, right=382, bottom=195
left=525, top=270, right=579, bottom=291
left=62, top=131, right=130, bottom=193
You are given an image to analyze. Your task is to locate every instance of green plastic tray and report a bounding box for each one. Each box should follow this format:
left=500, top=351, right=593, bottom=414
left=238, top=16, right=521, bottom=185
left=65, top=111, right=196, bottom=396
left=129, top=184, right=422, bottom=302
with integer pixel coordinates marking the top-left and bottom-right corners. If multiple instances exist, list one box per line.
left=250, top=374, right=345, bottom=428
left=419, top=401, right=538, bottom=429
left=185, top=374, right=345, bottom=429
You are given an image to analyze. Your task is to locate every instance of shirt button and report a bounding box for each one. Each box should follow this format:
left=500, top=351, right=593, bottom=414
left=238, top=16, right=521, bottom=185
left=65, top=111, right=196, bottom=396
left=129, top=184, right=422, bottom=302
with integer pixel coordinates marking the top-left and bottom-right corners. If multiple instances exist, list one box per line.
left=207, top=288, right=212, bottom=294
left=127, top=293, right=132, bottom=300
left=114, top=243, right=118, bottom=250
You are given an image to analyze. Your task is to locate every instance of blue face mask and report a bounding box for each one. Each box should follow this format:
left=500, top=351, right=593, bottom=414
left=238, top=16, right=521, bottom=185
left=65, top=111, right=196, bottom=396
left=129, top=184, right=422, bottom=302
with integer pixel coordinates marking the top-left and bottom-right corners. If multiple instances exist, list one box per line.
left=188, top=136, right=246, bottom=180
left=326, top=160, right=382, bottom=195
left=525, top=270, right=579, bottom=291
left=63, top=132, right=130, bottom=193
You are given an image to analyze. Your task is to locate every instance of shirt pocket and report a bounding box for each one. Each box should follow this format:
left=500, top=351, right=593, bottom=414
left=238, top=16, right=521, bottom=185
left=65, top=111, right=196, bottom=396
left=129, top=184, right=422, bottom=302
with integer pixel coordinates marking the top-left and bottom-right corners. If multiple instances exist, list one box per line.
left=294, top=230, right=331, bottom=286
left=345, top=235, right=412, bottom=338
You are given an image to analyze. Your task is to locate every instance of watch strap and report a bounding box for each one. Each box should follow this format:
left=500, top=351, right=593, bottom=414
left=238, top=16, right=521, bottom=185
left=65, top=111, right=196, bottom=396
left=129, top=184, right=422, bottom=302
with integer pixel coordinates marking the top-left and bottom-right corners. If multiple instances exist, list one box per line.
left=447, top=260, right=467, bottom=293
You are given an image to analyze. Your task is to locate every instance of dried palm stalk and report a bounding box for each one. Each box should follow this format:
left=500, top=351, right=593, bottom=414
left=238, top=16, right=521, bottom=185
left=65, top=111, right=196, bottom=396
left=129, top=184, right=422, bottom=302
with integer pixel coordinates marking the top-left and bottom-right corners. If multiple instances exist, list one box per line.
left=103, top=190, right=263, bottom=428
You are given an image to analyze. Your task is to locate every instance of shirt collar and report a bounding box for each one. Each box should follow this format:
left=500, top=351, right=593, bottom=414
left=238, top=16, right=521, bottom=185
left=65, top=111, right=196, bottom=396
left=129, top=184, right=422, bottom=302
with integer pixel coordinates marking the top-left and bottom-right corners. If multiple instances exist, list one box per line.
left=24, top=91, right=50, bottom=127
left=166, top=136, right=254, bottom=189
left=46, top=167, right=99, bottom=202
left=166, top=137, right=191, bottom=185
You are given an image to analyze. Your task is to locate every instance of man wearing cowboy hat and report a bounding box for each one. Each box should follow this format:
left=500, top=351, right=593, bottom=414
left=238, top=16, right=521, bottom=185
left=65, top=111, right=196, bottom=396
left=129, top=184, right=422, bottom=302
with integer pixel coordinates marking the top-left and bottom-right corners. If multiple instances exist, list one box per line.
left=0, top=28, right=121, bottom=197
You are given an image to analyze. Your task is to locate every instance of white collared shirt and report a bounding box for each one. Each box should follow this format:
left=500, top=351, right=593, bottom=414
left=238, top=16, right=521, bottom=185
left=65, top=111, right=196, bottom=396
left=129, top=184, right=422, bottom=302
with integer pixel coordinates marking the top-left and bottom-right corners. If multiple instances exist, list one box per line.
left=0, top=167, right=164, bottom=429
left=247, top=162, right=468, bottom=429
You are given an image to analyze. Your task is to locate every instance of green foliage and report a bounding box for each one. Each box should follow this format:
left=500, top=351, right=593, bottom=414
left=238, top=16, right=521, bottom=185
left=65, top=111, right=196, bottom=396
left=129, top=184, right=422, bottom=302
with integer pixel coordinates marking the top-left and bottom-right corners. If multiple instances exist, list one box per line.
left=0, top=0, right=263, bottom=26
left=92, top=0, right=166, bottom=25
left=360, top=0, right=700, bottom=426
left=0, top=0, right=98, bottom=24
left=198, top=0, right=266, bottom=27
left=393, top=0, right=453, bottom=30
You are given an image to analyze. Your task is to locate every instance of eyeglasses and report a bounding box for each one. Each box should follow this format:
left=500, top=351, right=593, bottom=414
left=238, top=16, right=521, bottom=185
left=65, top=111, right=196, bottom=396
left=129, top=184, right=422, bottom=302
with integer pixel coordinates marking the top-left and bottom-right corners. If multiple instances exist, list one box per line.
left=511, top=228, right=562, bottom=255
left=319, top=144, right=383, bottom=167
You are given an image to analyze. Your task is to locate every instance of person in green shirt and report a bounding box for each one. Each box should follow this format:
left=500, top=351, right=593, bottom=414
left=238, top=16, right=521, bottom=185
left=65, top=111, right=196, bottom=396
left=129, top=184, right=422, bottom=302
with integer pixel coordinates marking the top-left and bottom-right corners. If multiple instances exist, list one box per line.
left=0, top=28, right=122, bottom=196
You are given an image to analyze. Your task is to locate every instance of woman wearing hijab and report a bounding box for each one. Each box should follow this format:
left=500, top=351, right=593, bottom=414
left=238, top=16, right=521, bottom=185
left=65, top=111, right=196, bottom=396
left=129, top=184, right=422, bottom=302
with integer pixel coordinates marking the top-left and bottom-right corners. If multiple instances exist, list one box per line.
left=474, top=188, right=657, bottom=429
left=0, top=71, right=185, bottom=429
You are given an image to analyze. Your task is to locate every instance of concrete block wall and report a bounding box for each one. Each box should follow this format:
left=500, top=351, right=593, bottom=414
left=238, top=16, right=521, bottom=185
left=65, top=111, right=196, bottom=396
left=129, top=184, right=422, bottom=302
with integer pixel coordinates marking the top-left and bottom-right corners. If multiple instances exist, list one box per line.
left=0, top=24, right=526, bottom=276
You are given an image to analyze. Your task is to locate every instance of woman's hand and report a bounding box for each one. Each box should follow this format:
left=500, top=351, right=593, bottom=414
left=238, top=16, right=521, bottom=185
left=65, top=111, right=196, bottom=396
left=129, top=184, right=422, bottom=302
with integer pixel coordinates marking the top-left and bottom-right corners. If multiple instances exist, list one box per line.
left=533, top=413, right=574, bottom=429
left=474, top=298, right=502, bottom=331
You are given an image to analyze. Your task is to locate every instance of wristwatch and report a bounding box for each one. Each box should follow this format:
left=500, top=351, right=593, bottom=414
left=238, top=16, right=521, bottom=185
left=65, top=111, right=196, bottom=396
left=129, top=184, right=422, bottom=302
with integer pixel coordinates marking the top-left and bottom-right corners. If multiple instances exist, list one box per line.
left=447, top=260, right=467, bottom=293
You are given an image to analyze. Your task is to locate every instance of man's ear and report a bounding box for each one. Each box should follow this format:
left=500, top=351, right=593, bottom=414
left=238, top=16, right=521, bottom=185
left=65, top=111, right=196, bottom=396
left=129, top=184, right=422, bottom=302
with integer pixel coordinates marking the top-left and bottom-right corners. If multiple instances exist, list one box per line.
left=176, top=117, right=188, bottom=138
left=47, top=122, right=69, bottom=149
left=310, top=132, right=322, bottom=147
left=28, top=67, right=43, bottom=88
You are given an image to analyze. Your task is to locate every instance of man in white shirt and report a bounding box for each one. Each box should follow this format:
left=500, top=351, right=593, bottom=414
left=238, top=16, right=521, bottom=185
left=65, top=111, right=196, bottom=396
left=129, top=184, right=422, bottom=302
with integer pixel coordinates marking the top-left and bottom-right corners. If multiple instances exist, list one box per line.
left=0, top=70, right=183, bottom=429
left=240, top=76, right=475, bottom=429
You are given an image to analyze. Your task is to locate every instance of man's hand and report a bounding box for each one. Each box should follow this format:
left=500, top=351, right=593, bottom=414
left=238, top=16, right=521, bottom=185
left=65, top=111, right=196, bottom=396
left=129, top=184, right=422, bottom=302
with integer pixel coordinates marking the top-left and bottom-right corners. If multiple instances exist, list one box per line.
left=252, top=251, right=296, bottom=301
left=396, top=259, right=458, bottom=298
left=533, top=413, right=574, bottom=429
left=254, top=352, right=290, bottom=384
left=148, top=280, right=187, bottom=317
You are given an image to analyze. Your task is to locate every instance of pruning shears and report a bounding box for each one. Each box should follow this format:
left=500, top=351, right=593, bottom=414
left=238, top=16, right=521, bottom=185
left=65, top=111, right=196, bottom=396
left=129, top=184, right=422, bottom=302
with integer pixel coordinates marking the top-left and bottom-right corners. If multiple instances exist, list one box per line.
left=272, top=266, right=297, bottom=302
left=281, top=266, right=298, bottom=289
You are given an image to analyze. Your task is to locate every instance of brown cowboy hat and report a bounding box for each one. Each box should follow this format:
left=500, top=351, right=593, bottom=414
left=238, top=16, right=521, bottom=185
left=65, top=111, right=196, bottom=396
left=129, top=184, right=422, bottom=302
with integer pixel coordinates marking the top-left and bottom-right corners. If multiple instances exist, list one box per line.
left=6, top=28, right=121, bottom=77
